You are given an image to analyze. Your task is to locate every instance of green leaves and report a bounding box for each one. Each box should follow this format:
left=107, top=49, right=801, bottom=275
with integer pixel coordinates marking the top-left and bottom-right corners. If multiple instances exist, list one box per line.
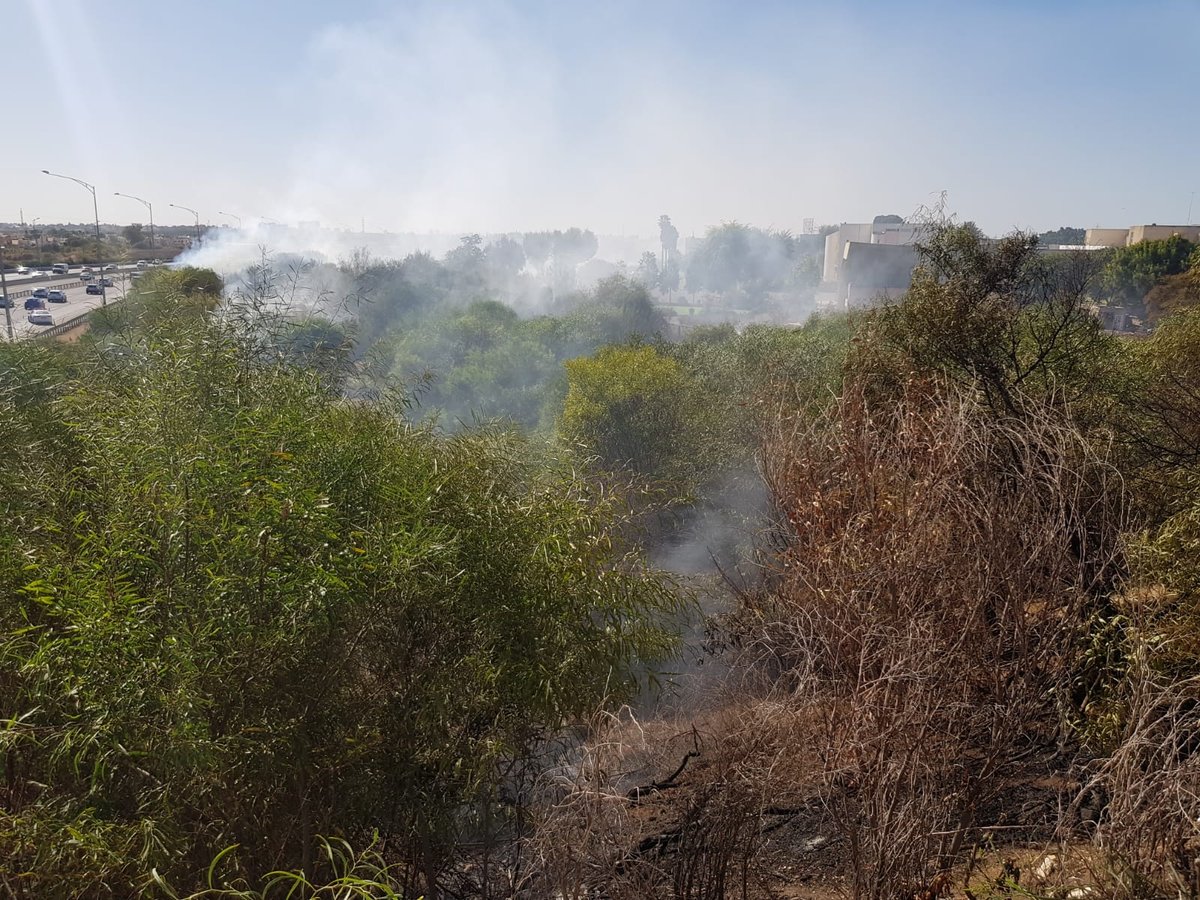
left=1101, top=233, right=1196, bottom=307
left=0, top=276, right=682, bottom=891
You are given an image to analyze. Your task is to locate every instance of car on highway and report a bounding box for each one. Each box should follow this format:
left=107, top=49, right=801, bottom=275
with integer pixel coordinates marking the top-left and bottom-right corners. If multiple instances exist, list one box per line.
left=27, top=310, right=54, bottom=326
left=79, top=272, right=94, bottom=281
left=47, top=290, right=67, bottom=303
left=15, top=266, right=29, bottom=275
left=0, top=295, right=12, bottom=307
left=24, top=296, right=46, bottom=310
left=31, top=287, right=49, bottom=299
left=99, top=277, right=114, bottom=287
left=52, top=263, right=70, bottom=275
left=86, top=283, right=103, bottom=295
left=136, top=260, right=150, bottom=268
left=102, top=263, right=118, bottom=272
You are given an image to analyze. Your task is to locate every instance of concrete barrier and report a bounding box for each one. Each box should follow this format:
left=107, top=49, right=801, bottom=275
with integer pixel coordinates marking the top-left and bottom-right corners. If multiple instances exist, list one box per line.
left=3, top=280, right=84, bottom=302
left=34, top=311, right=94, bottom=341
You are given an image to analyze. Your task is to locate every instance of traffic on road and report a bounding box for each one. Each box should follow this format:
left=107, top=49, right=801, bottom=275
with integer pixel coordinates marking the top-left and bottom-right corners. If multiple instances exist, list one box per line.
left=0, top=267, right=143, bottom=340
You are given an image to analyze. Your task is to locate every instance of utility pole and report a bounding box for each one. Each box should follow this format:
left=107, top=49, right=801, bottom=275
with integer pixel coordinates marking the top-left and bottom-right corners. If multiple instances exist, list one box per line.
left=171, top=203, right=201, bottom=243
left=114, top=192, right=155, bottom=250
left=0, top=239, right=13, bottom=341
left=42, top=169, right=106, bottom=306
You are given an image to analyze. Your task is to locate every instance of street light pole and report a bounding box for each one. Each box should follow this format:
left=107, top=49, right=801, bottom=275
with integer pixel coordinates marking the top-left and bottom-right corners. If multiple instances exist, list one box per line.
left=0, top=240, right=13, bottom=341
left=114, top=191, right=155, bottom=250
left=170, top=203, right=201, bottom=243
left=42, top=169, right=106, bottom=307
left=217, top=211, right=242, bottom=228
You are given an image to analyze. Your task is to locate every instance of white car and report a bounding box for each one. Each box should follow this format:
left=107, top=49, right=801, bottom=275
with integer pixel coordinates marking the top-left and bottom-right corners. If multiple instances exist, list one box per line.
left=102, top=263, right=118, bottom=272
left=27, top=309, right=54, bottom=326
left=15, top=265, right=29, bottom=275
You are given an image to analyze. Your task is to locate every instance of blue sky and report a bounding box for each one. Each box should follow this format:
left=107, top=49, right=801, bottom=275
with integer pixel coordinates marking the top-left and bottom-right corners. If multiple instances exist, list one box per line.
left=5, top=0, right=1199, bottom=237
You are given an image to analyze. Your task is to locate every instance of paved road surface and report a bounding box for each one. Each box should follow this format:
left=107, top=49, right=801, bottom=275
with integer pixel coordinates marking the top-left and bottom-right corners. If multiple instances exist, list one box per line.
left=1, top=272, right=138, bottom=341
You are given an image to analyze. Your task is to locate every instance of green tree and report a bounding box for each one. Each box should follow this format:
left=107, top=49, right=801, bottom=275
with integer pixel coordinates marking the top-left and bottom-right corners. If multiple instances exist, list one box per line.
left=635, top=250, right=660, bottom=288
left=0, top=281, right=683, bottom=895
left=551, top=228, right=599, bottom=294
left=657, top=214, right=679, bottom=267
left=445, top=233, right=486, bottom=294
left=1039, top=225, right=1086, bottom=245
left=121, top=223, right=145, bottom=246
left=521, top=232, right=554, bottom=277
left=684, top=223, right=810, bottom=301
left=484, top=235, right=526, bottom=283
left=1101, top=234, right=1196, bottom=306
left=870, top=221, right=1115, bottom=417
left=562, top=344, right=700, bottom=480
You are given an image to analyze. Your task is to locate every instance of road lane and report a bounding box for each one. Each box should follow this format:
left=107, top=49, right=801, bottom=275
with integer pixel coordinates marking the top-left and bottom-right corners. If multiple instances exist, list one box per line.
left=3, top=271, right=139, bottom=340
left=2, top=264, right=139, bottom=286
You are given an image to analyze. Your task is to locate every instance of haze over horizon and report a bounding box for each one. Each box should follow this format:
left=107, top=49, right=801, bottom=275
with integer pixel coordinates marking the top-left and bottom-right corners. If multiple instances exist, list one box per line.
left=6, top=0, right=1199, bottom=239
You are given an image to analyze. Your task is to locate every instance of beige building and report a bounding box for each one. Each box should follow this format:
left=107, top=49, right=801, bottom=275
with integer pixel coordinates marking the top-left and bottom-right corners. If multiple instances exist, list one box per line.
left=1127, top=224, right=1200, bottom=245
left=823, top=223, right=872, bottom=284
left=822, top=221, right=925, bottom=283
left=1083, top=228, right=1129, bottom=248
left=820, top=221, right=924, bottom=308
left=1084, top=224, right=1200, bottom=248
left=839, top=242, right=919, bottom=308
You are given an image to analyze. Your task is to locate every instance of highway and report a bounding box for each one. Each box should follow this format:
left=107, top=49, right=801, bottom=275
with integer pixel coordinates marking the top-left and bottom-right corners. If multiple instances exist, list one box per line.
left=2, top=264, right=137, bottom=286
left=1, top=270, right=139, bottom=341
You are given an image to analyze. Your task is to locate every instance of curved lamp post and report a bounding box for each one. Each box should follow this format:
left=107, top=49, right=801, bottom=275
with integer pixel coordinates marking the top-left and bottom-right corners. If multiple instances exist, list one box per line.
left=114, top=191, right=155, bottom=249
left=170, top=203, right=201, bottom=243
left=42, top=169, right=106, bottom=306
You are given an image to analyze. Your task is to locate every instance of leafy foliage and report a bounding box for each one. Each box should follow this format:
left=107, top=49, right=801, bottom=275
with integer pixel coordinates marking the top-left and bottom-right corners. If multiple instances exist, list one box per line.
left=1100, top=234, right=1196, bottom=306
left=0, top=278, right=682, bottom=894
left=866, top=222, right=1116, bottom=418
left=561, top=345, right=703, bottom=483
left=684, top=222, right=820, bottom=302
left=1039, top=225, right=1086, bottom=245
left=384, top=275, right=666, bottom=431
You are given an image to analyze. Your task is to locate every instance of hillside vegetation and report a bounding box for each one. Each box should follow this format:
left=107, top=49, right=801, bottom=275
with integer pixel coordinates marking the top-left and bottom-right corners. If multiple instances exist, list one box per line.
left=4, top=226, right=1200, bottom=898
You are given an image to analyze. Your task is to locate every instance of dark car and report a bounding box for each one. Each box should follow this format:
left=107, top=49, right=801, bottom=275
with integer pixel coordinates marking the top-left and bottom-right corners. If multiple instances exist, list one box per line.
left=32, top=287, right=49, bottom=299
left=47, top=289, right=67, bottom=303
left=0, top=295, right=12, bottom=308
left=86, top=283, right=103, bottom=295
left=24, top=296, right=46, bottom=310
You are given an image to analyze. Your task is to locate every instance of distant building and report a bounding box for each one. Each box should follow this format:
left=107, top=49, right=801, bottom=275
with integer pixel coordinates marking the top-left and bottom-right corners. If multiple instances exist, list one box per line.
left=1084, top=225, right=1200, bottom=248
left=822, top=224, right=872, bottom=284
left=820, top=221, right=924, bottom=308
left=839, top=242, right=919, bottom=308
left=1083, top=228, right=1129, bottom=249
left=1127, top=224, right=1200, bottom=245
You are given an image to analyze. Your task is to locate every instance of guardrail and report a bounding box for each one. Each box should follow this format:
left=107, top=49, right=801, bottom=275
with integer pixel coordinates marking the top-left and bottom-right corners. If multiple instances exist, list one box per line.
left=3, top=280, right=83, bottom=302
left=35, top=311, right=96, bottom=341
left=27, top=281, right=134, bottom=341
